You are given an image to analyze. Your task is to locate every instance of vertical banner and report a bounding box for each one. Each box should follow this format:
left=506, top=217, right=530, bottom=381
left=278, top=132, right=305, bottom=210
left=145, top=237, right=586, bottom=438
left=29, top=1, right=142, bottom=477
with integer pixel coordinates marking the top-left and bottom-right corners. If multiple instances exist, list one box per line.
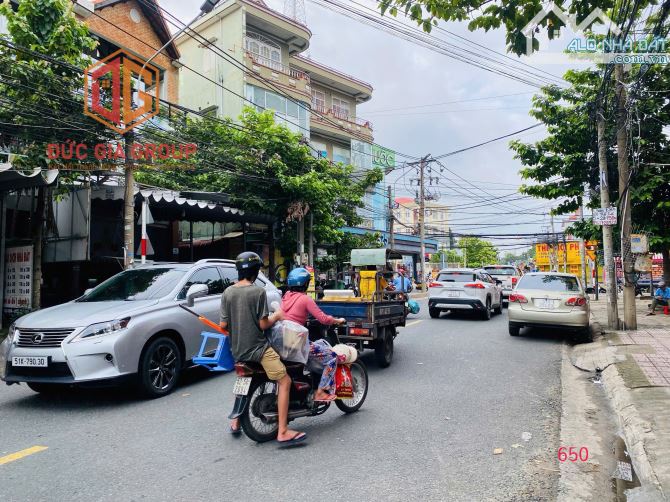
left=4, top=245, right=33, bottom=310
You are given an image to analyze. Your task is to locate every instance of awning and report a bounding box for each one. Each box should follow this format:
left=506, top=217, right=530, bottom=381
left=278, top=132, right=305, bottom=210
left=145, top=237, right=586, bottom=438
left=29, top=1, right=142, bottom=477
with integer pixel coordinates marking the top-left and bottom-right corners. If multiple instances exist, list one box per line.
left=0, top=159, right=59, bottom=191
left=91, top=186, right=274, bottom=224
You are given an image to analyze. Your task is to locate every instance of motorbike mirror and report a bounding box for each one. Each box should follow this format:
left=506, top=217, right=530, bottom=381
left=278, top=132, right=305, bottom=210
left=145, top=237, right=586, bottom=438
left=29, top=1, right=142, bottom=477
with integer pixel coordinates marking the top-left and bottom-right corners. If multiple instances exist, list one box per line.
left=185, top=283, right=209, bottom=307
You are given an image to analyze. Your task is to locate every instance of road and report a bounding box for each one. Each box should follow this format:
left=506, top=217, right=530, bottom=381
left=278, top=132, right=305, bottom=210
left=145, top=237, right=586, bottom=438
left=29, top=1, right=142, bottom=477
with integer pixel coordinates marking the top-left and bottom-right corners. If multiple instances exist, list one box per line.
left=0, top=300, right=564, bottom=501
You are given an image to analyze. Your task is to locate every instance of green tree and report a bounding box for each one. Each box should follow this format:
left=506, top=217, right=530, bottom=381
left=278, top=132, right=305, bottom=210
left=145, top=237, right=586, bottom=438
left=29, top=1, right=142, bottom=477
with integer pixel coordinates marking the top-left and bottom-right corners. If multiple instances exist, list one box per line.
left=459, top=237, right=498, bottom=267
left=376, top=0, right=650, bottom=55
left=430, top=249, right=461, bottom=265
left=136, top=108, right=383, bottom=259
left=510, top=65, right=670, bottom=267
left=0, top=0, right=112, bottom=309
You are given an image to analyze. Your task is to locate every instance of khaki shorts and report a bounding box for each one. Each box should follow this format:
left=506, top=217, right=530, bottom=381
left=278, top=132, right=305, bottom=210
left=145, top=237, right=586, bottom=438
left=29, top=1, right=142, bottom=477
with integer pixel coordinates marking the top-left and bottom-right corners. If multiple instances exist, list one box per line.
left=260, top=347, right=286, bottom=381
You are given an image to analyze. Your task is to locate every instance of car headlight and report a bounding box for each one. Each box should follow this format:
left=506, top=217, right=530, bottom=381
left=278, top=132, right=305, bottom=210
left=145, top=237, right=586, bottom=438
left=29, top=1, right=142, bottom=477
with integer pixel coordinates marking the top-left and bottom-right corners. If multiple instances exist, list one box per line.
left=7, top=323, right=18, bottom=344
left=70, top=318, right=130, bottom=343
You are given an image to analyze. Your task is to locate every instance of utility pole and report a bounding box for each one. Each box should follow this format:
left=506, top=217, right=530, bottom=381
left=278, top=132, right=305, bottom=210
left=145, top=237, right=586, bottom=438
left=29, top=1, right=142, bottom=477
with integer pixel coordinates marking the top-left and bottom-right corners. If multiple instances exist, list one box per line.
left=550, top=214, right=558, bottom=272
left=308, top=212, right=314, bottom=268
left=616, top=63, right=637, bottom=330
left=579, top=197, right=588, bottom=289
left=387, top=185, right=395, bottom=249
left=418, top=154, right=430, bottom=292
left=123, top=132, right=135, bottom=269
left=597, top=104, right=620, bottom=329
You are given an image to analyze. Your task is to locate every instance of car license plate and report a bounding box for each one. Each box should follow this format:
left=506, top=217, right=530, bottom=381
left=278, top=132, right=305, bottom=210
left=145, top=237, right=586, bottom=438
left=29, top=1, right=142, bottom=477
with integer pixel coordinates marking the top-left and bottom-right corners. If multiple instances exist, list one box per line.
left=535, top=299, right=555, bottom=309
left=12, top=356, right=48, bottom=367
left=232, top=376, right=252, bottom=396
left=447, top=290, right=460, bottom=297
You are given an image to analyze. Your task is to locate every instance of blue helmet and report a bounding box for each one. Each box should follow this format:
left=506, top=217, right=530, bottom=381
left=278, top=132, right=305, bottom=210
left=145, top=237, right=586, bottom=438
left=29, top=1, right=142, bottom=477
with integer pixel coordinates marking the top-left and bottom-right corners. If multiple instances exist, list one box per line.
left=287, top=268, right=311, bottom=287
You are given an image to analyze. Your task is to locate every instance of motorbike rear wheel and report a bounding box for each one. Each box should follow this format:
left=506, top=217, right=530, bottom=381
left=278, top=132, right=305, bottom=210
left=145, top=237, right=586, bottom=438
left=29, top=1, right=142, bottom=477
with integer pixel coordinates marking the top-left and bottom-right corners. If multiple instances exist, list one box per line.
left=240, top=380, right=279, bottom=443
left=335, top=361, right=368, bottom=414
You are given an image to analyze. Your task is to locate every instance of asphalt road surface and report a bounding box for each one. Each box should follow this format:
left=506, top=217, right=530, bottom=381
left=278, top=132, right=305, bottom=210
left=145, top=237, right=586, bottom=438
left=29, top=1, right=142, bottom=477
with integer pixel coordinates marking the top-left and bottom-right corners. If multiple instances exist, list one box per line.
left=1, top=300, right=564, bottom=501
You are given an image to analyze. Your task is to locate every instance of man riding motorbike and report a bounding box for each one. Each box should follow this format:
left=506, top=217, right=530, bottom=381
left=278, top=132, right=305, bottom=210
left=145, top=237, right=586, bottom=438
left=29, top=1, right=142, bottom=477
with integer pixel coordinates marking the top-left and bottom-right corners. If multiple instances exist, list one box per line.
left=281, top=268, right=346, bottom=402
left=220, top=252, right=306, bottom=445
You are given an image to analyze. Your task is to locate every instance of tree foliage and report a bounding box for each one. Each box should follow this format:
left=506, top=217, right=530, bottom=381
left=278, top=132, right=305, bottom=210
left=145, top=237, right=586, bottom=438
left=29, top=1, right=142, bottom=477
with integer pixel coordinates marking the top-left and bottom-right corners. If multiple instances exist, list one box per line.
left=460, top=236, right=498, bottom=267
left=136, top=108, right=383, bottom=257
left=510, top=64, right=670, bottom=252
left=376, top=0, right=647, bottom=55
left=0, top=0, right=112, bottom=171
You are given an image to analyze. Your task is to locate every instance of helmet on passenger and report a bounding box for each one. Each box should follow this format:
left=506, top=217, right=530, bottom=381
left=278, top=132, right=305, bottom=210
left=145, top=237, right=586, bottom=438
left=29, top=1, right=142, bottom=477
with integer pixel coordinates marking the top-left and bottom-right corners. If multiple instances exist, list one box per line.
left=235, top=251, right=262, bottom=281
left=287, top=268, right=311, bottom=289
left=236, top=251, right=262, bottom=271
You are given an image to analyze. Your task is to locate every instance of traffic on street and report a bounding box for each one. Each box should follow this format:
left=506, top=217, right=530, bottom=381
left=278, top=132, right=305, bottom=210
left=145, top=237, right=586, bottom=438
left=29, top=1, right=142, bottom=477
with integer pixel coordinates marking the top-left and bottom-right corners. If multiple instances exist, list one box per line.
left=2, top=0, right=670, bottom=500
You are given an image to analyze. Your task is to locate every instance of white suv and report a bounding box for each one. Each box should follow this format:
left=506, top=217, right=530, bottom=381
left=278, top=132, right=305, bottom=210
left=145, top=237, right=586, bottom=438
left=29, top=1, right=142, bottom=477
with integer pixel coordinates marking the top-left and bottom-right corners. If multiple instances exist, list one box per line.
left=428, top=268, right=503, bottom=320
left=483, top=265, right=521, bottom=306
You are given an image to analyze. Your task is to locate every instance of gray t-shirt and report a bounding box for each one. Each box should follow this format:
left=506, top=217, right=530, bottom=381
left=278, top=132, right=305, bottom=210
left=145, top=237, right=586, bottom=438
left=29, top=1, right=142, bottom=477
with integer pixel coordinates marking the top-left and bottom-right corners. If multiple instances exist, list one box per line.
left=220, top=284, right=269, bottom=362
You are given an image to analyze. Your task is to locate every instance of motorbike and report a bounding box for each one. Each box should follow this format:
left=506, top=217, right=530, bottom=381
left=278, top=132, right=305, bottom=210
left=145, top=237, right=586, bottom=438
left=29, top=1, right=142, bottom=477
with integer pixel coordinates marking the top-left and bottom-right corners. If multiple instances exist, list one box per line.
left=228, top=345, right=369, bottom=443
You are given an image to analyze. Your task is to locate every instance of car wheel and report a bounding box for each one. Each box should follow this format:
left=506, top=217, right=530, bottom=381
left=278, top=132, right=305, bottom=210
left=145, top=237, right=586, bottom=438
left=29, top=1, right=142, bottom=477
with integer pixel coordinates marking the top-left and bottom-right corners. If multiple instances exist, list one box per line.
left=374, top=327, right=394, bottom=368
left=139, top=337, right=182, bottom=398
left=481, top=298, right=492, bottom=320
left=509, top=324, right=520, bottom=336
left=27, top=382, right=64, bottom=394
left=429, top=307, right=441, bottom=319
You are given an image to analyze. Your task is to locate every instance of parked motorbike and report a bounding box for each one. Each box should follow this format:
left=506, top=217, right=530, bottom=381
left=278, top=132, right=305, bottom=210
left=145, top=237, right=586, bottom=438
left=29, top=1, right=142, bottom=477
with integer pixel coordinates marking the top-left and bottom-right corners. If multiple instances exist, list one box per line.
left=228, top=355, right=368, bottom=443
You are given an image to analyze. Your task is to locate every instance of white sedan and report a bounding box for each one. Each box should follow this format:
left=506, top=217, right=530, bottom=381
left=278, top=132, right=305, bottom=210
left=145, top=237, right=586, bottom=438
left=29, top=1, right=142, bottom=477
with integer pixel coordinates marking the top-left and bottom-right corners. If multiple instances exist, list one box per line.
left=508, top=272, right=591, bottom=341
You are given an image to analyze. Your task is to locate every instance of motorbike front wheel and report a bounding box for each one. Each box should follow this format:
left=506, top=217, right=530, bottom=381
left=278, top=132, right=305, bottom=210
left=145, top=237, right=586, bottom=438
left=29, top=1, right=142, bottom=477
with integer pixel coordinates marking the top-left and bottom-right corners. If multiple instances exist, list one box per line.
left=240, top=380, right=279, bottom=443
left=335, top=360, right=369, bottom=414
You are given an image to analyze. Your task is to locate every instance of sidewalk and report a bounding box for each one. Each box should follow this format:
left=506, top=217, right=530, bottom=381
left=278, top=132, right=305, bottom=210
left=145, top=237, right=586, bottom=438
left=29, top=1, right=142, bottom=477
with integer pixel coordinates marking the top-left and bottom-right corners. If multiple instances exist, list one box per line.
left=577, top=296, right=670, bottom=500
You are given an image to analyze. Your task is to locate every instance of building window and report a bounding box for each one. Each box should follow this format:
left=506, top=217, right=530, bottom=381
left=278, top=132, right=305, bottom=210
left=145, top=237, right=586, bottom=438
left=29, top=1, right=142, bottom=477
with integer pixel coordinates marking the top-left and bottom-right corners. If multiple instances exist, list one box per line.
left=311, top=140, right=327, bottom=158
left=333, top=145, right=350, bottom=164
left=245, top=32, right=282, bottom=70
left=245, top=84, right=309, bottom=136
left=311, top=89, right=326, bottom=112
left=331, top=96, right=350, bottom=119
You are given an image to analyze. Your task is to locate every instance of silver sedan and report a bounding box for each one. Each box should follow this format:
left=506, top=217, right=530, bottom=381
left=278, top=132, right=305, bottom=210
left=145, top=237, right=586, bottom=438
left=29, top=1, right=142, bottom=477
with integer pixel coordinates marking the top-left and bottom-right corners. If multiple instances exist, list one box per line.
left=0, top=260, right=281, bottom=397
left=507, top=272, right=591, bottom=341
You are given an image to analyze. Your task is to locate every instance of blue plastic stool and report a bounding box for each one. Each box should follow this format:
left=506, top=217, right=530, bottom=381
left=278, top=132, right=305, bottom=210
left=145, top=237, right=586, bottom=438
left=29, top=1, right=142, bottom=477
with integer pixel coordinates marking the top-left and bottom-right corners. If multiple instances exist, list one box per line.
left=192, top=331, right=234, bottom=372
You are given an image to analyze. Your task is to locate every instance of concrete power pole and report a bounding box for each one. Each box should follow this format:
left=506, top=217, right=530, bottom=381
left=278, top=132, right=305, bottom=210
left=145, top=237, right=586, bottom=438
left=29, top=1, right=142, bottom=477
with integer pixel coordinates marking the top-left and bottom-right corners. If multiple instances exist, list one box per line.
left=388, top=185, right=395, bottom=249
left=550, top=213, right=558, bottom=272
left=123, top=132, right=135, bottom=269
left=579, top=198, right=588, bottom=289
left=597, top=105, right=620, bottom=329
left=615, top=63, right=637, bottom=330
left=418, top=155, right=430, bottom=292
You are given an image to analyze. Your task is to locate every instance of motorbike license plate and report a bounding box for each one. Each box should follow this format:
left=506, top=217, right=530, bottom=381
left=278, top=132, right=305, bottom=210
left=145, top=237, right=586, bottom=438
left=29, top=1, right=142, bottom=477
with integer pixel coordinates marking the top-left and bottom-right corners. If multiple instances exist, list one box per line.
left=12, top=356, right=48, bottom=367
left=447, top=290, right=460, bottom=297
left=535, top=299, right=555, bottom=309
left=232, top=377, right=252, bottom=396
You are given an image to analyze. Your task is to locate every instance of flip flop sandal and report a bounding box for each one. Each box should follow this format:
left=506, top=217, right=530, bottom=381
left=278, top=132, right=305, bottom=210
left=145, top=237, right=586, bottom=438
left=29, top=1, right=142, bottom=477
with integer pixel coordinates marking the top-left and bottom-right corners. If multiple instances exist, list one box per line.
left=277, top=432, right=307, bottom=446
left=229, top=425, right=242, bottom=436
left=314, top=394, right=337, bottom=402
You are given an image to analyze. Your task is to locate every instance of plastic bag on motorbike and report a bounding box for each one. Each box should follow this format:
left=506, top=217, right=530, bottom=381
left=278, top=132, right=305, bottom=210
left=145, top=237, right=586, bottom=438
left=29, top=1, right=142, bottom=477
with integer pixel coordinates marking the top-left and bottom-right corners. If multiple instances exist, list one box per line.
left=269, top=320, right=310, bottom=364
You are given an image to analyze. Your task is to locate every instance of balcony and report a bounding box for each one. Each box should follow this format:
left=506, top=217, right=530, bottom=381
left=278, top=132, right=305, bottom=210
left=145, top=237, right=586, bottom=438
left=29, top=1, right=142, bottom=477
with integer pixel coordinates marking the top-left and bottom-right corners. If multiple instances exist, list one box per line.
left=243, top=51, right=311, bottom=102
left=310, top=105, right=373, bottom=142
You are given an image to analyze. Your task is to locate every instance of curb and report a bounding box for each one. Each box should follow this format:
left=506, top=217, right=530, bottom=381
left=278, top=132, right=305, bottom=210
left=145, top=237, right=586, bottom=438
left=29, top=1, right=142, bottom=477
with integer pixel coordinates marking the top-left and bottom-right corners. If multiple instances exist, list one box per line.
left=600, top=363, right=665, bottom=500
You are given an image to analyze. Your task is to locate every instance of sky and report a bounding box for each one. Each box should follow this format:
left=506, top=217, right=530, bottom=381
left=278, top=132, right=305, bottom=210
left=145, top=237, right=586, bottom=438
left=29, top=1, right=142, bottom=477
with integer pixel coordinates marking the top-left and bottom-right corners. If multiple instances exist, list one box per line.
left=160, top=0, right=589, bottom=254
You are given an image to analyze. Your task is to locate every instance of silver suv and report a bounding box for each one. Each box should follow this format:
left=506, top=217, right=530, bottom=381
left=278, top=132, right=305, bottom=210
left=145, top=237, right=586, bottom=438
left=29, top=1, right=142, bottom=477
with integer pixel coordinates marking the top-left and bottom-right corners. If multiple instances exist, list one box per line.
left=0, top=259, right=281, bottom=397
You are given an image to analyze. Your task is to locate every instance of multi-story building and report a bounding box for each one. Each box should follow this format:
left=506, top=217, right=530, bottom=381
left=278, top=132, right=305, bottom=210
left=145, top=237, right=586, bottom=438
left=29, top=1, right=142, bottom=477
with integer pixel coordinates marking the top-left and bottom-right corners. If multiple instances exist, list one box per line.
left=394, top=197, right=449, bottom=242
left=175, top=0, right=384, bottom=227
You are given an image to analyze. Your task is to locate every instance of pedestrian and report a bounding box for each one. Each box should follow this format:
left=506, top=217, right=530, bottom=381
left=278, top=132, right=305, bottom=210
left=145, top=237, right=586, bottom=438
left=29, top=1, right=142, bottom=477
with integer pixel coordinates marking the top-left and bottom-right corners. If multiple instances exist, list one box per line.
left=646, top=280, right=670, bottom=316
left=392, top=271, right=412, bottom=293
left=221, top=251, right=306, bottom=445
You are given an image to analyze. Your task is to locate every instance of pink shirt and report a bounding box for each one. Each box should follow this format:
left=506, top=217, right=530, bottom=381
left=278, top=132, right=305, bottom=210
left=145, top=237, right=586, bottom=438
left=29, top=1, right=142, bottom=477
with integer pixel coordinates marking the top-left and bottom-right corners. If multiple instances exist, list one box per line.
left=281, top=291, right=336, bottom=326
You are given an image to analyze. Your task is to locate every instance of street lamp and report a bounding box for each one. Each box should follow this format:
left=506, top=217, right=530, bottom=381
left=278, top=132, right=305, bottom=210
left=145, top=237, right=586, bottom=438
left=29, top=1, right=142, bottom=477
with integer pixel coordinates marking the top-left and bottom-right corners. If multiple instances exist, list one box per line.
left=138, top=0, right=222, bottom=90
